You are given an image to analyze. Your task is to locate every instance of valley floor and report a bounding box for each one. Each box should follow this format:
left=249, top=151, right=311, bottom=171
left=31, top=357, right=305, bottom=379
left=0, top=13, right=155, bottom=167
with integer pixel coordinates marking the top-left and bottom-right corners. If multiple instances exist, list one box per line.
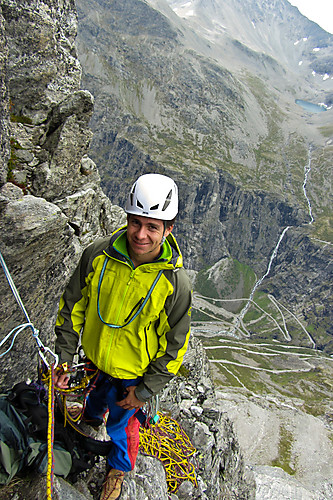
left=197, top=334, right=333, bottom=499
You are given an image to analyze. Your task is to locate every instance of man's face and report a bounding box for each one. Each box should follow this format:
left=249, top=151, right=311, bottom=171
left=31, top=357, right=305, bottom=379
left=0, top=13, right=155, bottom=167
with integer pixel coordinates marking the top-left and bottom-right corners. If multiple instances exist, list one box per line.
left=126, top=214, right=173, bottom=264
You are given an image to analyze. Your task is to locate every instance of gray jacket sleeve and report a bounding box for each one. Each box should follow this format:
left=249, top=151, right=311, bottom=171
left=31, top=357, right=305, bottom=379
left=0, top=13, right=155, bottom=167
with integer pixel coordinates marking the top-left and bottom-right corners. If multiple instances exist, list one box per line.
left=135, top=268, right=192, bottom=402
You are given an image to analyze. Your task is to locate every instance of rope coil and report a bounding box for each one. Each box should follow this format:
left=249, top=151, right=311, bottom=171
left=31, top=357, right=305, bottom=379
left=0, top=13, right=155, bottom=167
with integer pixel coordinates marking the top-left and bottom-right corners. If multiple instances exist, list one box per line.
left=139, top=412, right=197, bottom=493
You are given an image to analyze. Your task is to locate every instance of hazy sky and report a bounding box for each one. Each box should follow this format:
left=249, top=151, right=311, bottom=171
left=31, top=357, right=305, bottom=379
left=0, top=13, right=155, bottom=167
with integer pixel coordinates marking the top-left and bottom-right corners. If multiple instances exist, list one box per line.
left=289, top=0, right=333, bottom=34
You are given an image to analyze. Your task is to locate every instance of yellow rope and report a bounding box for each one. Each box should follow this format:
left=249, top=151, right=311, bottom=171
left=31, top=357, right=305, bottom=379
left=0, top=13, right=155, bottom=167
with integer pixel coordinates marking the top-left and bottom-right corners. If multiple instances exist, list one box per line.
left=43, top=364, right=98, bottom=499
left=54, top=370, right=98, bottom=394
left=42, top=366, right=100, bottom=440
left=139, top=412, right=197, bottom=493
left=46, top=364, right=55, bottom=500
left=41, top=368, right=98, bottom=396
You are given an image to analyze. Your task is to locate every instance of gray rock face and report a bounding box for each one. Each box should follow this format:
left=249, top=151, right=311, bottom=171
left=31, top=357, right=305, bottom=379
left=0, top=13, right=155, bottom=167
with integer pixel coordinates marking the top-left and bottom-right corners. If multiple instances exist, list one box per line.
left=0, top=0, right=125, bottom=388
left=252, top=465, right=332, bottom=500
left=0, top=11, right=8, bottom=186
left=264, top=227, right=333, bottom=346
left=159, top=337, right=256, bottom=499
left=3, top=0, right=81, bottom=123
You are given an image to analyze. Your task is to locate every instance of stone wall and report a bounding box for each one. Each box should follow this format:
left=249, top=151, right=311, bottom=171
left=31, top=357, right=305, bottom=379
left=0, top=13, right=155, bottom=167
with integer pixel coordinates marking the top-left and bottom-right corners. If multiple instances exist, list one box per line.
left=0, top=0, right=125, bottom=388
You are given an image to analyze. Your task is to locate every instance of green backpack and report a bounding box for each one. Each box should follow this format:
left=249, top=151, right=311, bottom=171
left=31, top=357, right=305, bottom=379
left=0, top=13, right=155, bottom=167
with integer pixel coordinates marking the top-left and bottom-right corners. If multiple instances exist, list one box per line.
left=0, top=382, right=112, bottom=485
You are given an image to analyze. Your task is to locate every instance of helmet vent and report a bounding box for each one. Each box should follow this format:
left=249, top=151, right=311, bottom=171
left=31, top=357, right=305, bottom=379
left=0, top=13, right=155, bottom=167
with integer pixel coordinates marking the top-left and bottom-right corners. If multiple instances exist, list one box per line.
left=136, top=199, right=143, bottom=209
left=162, top=190, right=172, bottom=211
left=150, top=204, right=159, bottom=210
left=130, top=184, right=136, bottom=206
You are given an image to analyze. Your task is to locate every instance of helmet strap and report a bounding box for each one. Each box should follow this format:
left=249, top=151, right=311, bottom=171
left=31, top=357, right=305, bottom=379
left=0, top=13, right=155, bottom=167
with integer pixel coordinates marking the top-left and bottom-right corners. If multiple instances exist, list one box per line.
left=160, top=221, right=167, bottom=246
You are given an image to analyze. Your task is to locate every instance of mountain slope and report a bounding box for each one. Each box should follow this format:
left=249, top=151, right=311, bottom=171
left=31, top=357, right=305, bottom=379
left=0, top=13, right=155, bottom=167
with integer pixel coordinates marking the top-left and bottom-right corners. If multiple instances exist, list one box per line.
left=75, top=0, right=333, bottom=350
left=166, top=0, right=333, bottom=84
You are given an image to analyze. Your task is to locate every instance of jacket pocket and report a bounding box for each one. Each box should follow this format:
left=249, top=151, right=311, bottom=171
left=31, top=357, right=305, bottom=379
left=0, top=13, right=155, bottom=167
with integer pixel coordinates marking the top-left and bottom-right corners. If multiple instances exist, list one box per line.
left=144, top=322, right=152, bottom=362
left=124, top=297, right=144, bottom=323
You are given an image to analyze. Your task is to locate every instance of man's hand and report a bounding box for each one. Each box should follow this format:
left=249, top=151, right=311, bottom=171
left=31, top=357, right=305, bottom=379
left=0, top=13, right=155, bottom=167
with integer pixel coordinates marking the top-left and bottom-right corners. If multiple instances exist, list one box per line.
left=54, top=367, right=70, bottom=389
left=116, top=386, right=145, bottom=411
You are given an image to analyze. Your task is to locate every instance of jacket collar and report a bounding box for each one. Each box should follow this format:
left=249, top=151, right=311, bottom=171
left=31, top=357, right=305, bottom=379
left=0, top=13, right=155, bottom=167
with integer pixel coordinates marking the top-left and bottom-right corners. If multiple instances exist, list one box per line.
left=105, top=226, right=183, bottom=269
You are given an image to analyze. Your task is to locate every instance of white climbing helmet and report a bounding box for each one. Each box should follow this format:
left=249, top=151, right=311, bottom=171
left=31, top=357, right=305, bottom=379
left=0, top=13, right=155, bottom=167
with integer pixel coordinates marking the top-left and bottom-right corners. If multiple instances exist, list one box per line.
left=125, top=173, right=178, bottom=220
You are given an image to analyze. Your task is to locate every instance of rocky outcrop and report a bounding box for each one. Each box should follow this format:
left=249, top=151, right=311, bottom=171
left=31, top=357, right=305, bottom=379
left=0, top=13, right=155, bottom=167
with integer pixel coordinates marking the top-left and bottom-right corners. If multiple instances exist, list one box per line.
left=0, top=337, right=256, bottom=500
left=0, top=0, right=126, bottom=389
left=0, top=10, right=9, bottom=186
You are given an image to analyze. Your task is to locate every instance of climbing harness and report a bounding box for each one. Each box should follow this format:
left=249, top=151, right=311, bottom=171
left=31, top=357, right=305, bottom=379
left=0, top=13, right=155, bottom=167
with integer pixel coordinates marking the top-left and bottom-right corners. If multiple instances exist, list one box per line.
left=97, top=255, right=163, bottom=328
left=48, top=360, right=101, bottom=433
left=139, top=412, right=197, bottom=493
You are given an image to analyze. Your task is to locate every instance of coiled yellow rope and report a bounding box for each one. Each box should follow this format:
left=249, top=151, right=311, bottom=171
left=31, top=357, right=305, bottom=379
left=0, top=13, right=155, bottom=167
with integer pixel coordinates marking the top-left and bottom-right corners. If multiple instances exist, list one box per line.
left=139, top=412, right=197, bottom=493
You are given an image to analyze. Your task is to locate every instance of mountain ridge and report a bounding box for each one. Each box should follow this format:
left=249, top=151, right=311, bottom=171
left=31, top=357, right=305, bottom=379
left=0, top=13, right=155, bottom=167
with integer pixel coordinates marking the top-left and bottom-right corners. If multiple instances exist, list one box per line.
left=76, top=0, right=333, bottom=351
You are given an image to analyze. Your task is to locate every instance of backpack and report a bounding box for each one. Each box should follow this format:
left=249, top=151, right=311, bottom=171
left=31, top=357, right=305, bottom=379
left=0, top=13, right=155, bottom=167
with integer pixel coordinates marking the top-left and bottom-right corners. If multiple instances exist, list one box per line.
left=0, top=381, right=113, bottom=485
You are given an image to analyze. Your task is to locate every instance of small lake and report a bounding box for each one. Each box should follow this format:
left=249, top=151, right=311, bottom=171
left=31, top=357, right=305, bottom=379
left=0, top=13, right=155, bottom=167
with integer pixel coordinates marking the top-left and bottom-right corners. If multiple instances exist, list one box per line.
left=295, top=99, right=326, bottom=113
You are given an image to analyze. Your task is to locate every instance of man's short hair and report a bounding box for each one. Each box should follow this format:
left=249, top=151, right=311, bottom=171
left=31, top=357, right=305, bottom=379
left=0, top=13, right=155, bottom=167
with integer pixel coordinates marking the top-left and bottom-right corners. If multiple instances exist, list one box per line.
left=165, top=217, right=176, bottom=229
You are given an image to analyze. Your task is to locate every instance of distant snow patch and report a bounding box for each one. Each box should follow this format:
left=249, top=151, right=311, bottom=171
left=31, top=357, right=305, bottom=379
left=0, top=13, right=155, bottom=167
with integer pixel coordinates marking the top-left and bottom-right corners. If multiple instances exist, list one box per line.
left=251, top=21, right=256, bottom=29
left=172, top=1, right=195, bottom=18
left=173, top=8, right=194, bottom=17
left=303, top=37, right=308, bottom=41
left=313, top=47, right=320, bottom=52
left=323, top=74, right=330, bottom=81
left=298, top=61, right=303, bottom=66
left=312, top=71, right=316, bottom=76
left=294, top=40, right=300, bottom=45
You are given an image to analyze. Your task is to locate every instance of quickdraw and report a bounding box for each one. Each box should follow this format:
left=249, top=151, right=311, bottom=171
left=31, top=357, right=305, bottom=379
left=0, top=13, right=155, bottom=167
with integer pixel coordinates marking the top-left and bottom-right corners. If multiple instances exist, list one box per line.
left=41, top=361, right=102, bottom=457
left=43, top=360, right=101, bottom=433
left=142, top=394, right=160, bottom=426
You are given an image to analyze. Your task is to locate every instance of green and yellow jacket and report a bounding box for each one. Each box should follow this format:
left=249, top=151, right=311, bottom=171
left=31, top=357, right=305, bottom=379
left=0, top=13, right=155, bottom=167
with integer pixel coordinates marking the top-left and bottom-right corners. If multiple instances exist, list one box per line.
left=55, top=226, right=192, bottom=402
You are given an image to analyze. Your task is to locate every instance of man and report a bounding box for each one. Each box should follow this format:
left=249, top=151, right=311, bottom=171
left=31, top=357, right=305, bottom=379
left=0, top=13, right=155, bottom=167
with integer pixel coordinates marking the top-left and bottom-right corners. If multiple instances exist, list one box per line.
left=54, top=173, right=192, bottom=500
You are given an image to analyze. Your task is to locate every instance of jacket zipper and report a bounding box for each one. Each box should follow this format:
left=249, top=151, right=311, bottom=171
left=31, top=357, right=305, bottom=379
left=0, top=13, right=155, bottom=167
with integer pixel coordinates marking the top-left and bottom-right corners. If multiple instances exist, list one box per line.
left=124, top=297, right=144, bottom=323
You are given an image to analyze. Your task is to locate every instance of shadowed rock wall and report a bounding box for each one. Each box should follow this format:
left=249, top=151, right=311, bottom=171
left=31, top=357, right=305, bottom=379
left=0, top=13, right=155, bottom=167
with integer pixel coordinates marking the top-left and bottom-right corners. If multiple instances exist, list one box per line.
left=0, top=0, right=125, bottom=389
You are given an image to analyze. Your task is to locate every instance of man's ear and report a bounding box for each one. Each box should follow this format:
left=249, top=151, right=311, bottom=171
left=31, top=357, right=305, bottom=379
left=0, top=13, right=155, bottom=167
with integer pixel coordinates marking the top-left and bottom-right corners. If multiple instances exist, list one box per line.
left=164, top=224, right=174, bottom=237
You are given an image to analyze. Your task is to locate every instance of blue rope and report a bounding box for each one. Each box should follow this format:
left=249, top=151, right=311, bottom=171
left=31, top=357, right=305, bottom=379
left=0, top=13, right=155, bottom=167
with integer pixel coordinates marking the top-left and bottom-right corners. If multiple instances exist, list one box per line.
left=0, top=251, right=32, bottom=325
left=0, top=250, right=58, bottom=367
left=0, top=323, right=34, bottom=358
left=97, top=256, right=163, bottom=328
